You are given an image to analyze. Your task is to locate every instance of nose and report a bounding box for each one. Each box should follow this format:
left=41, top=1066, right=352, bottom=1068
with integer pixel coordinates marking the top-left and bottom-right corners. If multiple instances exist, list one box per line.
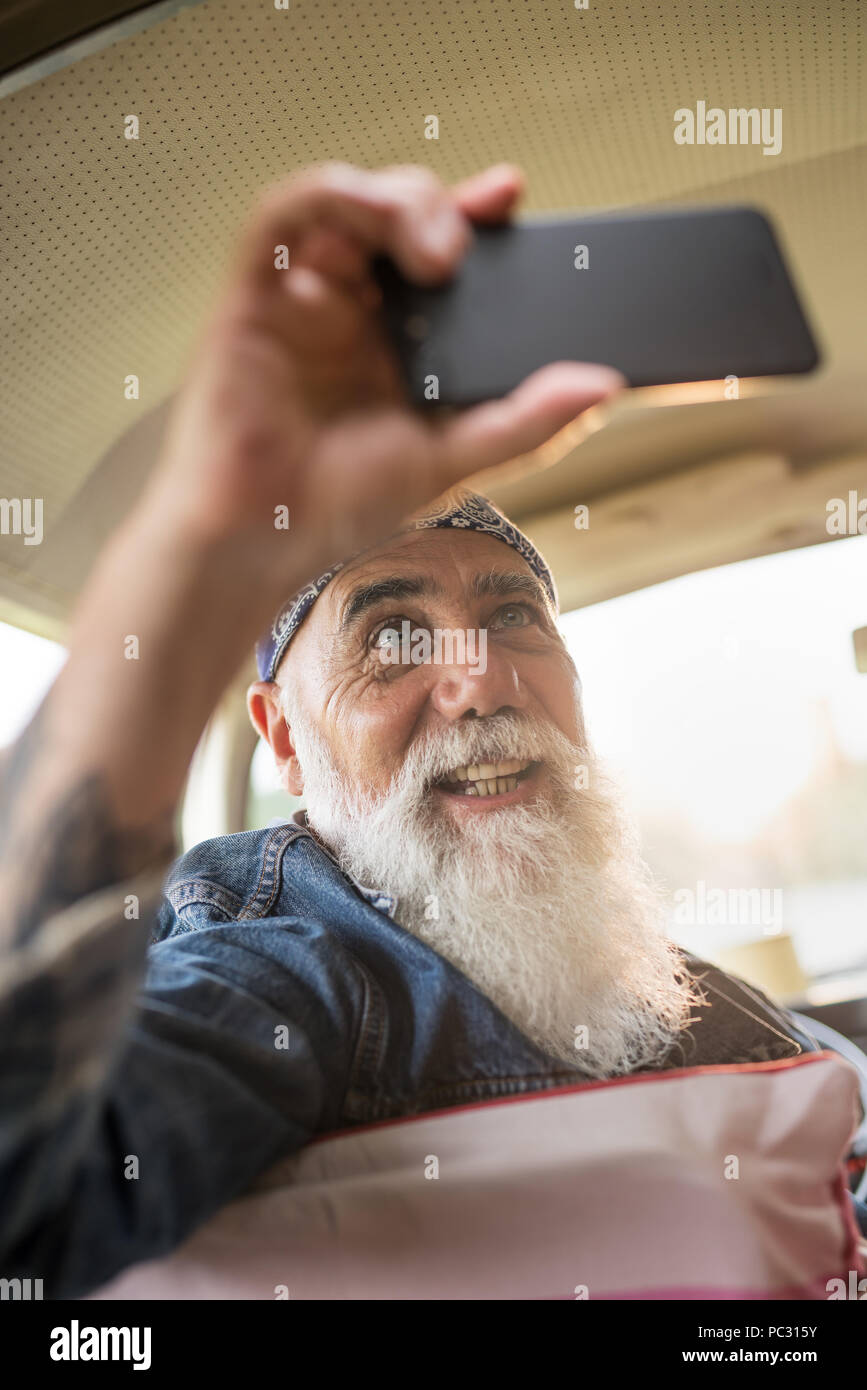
left=427, top=640, right=528, bottom=721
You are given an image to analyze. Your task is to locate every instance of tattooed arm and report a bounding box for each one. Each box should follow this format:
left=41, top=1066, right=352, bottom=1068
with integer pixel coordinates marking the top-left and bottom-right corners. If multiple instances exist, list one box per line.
left=0, top=161, right=619, bottom=1289
left=0, top=512, right=295, bottom=1273
left=0, top=513, right=282, bottom=949
left=0, top=703, right=175, bottom=950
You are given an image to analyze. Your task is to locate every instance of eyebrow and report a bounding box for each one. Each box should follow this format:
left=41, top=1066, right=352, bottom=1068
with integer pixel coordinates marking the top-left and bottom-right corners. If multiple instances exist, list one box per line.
left=337, top=568, right=551, bottom=633
left=470, top=570, right=550, bottom=607
left=339, top=576, right=441, bottom=631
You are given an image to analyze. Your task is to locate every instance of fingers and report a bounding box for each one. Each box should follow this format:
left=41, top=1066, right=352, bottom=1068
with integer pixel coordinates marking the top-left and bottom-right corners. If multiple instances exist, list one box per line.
left=436, top=362, right=626, bottom=483
left=291, top=223, right=371, bottom=289
left=234, top=162, right=473, bottom=292
left=280, top=265, right=366, bottom=355
left=450, top=163, right=525, bottom=223
left=234, top=160, right=527, bottom=298
left=278, top=265, right=406, bottom=410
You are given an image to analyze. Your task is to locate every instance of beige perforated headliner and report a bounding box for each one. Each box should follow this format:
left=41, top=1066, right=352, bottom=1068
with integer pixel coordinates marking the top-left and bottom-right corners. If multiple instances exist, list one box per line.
left=1, top=0, right=866, bottom=635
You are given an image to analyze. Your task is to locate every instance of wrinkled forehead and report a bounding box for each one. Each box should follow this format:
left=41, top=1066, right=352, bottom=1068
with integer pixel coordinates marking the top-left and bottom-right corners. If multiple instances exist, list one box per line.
left=316, top=526, right=555, bottom=632
left=259, top=492, right=560, bottom=681
left=263, top=503, right=558, bottom=686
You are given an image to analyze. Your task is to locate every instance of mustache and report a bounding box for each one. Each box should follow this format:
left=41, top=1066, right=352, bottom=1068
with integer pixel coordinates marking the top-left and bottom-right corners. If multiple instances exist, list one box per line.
left=395, top=712, right=583, bottom=790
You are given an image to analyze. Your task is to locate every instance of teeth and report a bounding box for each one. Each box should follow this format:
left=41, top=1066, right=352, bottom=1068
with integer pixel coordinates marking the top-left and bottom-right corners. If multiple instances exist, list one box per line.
left=452, top=773, right=520, bottom=796
left=445, top=758, right=530, bottom=783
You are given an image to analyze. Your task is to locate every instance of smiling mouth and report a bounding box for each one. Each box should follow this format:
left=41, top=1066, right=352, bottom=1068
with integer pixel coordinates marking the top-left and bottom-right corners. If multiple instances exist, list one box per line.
left=434, top=759, right=537, bottom=797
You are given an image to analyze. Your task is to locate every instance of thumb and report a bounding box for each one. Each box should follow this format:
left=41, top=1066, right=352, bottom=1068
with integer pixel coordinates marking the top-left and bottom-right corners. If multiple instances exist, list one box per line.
left=436, top=361, right=625, bottom=483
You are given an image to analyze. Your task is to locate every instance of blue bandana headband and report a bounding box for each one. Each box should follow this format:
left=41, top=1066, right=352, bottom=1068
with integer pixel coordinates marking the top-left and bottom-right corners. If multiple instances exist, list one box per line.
left=256, top=492, right=559, bottom=681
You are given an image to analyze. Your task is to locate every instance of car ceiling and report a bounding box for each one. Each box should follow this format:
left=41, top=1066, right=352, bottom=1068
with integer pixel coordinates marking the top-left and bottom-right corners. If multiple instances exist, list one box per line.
left=1, top=0, right=865, bottom=639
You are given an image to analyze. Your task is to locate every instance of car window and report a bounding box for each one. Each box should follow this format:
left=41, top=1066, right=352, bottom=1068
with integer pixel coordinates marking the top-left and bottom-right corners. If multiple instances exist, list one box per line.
left=246, top=736, right=303, bottom=830
left=0, top=622, right=65, bottom=744
left=560, top=534, right=867, bottom=996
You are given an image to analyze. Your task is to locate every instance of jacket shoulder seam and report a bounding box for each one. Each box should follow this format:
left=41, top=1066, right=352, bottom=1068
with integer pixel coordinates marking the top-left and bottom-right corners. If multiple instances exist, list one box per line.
left=238, top=825, right=307, bottom=919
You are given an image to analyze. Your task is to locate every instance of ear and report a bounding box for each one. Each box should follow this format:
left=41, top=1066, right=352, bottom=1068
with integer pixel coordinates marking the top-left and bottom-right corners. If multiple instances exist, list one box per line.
left=246, top=681, right=305, bottom=796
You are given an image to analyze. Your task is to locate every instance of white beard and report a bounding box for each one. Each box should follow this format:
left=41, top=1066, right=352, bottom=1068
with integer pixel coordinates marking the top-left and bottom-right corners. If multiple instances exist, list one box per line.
left=282, top=698, right=700, bottom=1078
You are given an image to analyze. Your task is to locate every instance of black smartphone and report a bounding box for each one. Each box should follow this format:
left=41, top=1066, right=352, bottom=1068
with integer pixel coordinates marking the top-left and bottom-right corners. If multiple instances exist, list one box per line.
left=373, top=205, right=820, bottom=407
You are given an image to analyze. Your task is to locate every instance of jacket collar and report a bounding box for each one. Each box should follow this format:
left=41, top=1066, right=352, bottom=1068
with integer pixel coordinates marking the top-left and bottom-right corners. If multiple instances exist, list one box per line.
left=288, top=809, right=397, bottom=919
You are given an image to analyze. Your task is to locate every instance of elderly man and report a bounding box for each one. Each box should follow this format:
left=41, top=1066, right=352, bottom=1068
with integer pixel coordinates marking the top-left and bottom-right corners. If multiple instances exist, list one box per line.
left=245, top=485, right=810, bottom=1083
left=0, top=163, right=833, bottom=1299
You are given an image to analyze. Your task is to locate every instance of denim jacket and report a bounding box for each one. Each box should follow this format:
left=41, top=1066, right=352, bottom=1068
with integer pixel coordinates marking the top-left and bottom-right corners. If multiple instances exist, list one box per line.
left=0, top=811, right=858, bottom=1299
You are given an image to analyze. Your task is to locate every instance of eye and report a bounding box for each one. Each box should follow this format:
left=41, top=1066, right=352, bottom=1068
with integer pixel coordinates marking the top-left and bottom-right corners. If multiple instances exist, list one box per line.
left=369, top=617, right=416, bottom=657
left=371, top=625, right=397, bottom=650
left=490, top=602, right=536, bottom=629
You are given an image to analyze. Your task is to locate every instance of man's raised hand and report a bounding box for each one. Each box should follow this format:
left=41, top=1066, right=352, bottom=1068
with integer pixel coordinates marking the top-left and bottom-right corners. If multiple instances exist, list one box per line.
left=147, top=160, right=624, bottom=604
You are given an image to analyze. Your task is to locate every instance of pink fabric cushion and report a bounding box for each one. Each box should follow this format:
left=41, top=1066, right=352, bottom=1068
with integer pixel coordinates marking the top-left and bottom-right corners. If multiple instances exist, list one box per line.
left=91, top=1051, right=865, bottom=1300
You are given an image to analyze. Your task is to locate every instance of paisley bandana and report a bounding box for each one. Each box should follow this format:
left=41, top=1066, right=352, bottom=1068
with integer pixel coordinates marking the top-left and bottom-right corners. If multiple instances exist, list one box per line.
left=256, top=493, right=558, bottom=681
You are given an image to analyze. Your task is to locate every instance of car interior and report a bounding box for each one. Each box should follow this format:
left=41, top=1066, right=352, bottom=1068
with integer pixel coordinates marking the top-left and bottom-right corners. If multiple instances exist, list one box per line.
left=1, top=0, right=866, bottom=1318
